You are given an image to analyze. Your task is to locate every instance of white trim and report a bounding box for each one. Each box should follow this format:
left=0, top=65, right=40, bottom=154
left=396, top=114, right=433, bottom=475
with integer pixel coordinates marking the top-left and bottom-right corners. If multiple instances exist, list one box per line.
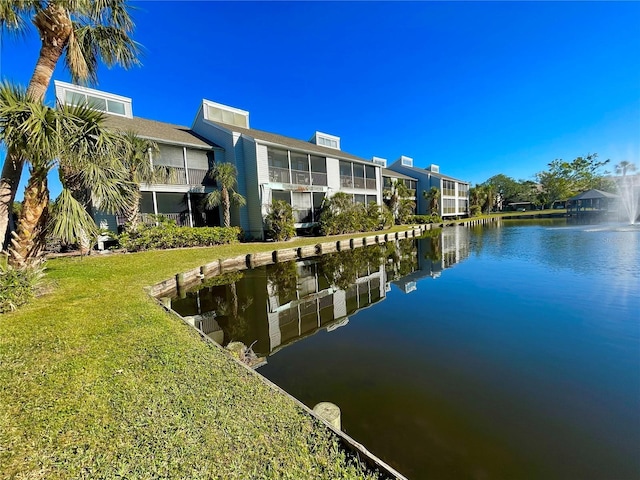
left=54, top=80, right=133, bottom=118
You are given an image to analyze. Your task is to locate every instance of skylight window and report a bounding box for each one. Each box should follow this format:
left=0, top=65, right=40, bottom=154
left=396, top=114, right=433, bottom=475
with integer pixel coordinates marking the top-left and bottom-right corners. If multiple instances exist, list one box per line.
left=318, top=136, right=338, bottom=148
left=55, top=80, right=132, bottom=118
left=401, top=156, right=413, bottom=167
left=205, top=102, right=249, bottom=128
left=311, top=131, right=340, bottom=150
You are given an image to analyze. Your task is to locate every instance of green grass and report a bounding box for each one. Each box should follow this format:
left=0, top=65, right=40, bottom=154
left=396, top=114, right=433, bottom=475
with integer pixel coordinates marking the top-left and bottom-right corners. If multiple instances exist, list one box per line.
left=0, top=232, right=410, bottom=479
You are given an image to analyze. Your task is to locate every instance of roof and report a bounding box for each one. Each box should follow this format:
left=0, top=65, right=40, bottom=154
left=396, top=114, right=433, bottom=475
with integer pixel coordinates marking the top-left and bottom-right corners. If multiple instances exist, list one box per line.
left=388, top=161, right=468, bottom=184
left=209, top=121, right=372, bottom=164
left=104, top=114, right=220, bottom=149
left=382, top=168, right=417, bottom=181
left=568, top=189, right=619, bottom=201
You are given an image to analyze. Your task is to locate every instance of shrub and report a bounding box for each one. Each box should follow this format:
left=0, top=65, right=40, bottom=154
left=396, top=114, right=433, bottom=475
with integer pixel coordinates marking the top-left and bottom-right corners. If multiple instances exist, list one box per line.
left=319, top=193, right=391, bottom=236
left=265, top=200, right=296, bottom=241
left=120, top=224, right=242, bottom=252
left=0, top=258, right=44, bottom=314
left=408, top=214, right=443, bottom=224
left=470, top=205, right=482, bottom=217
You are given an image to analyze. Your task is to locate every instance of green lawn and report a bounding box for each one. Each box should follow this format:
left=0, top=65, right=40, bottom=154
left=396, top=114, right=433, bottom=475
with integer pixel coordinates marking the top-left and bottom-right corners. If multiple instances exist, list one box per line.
left=0, top=233, right=403, bottom=479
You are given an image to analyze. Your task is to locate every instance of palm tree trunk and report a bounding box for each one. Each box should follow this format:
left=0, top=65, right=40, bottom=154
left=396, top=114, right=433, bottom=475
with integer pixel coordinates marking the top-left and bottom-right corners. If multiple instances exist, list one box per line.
left=9, top=168, right=50, bottom=267
left=124, top=189, right=142, bottom=232
left=222, top=187, right=231, bottom=228
left=0, top=4, right=72, bottom=252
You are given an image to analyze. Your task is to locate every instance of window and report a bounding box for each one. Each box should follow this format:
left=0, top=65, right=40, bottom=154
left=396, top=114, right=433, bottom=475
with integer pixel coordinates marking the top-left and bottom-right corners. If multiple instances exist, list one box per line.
left=401, top=157, right=413, bottom=167
left=354, top=194, right=366, bottom=204
left=107, top=99, right=126, bottom=115
left=339, top=161, right=352, bottom=177
left=458, top=183, right=469, bottom=196
left=404, top=179, right=417, bottom=191
left=310, top=155, right=327, bottom=186
left=290, top=151, right=308, bottom=172
left=318, top=137, right=338, bottom=148
left=207, top=104, right=248, bottom=128
left=64, top=91, right=126, bottom=115
left=366, top=195, right=377, bottom=205
left=272, top=190, right=290, bottom=204
left=442, top=180, right=456, bottom=196
left=353, top=164, right=365, bottom=188
left=268, top=148, right=288, bottom=168
left=458, top=199, right=468, bottom=212
left=443, top=198, right=456, bottom=214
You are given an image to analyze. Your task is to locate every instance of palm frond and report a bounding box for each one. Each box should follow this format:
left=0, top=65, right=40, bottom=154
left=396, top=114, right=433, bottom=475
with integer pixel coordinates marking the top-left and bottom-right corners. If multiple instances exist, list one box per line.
left=48, top=188, right=99, bottom=245
left=0, top=1, right=39, bottom=36
left=69, top=24, right=140, bottom=84
left=203, top=191, right=222, bottom=210
left=0, top=82, right=60, bottom=170
left=230, top=191, right=247, bottom=207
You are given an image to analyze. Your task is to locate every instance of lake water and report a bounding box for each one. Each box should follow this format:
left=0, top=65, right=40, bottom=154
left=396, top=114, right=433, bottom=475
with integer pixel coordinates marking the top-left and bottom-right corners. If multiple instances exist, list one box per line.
left=171, top=220, right=640, bottom=479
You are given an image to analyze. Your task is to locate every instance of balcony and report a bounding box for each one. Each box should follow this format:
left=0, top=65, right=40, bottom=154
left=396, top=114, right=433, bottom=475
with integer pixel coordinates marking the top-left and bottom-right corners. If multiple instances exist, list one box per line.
left=269, top=166, right=328, bottom=187
left=151, top=166, right=213, bottom=186
left=116, top=212, right=190, bottom=227
left=311, top=171, right=327, bottom=186
left=269, top=166, right=290, bottom=183
left=291, top=168, right=311, bottom=185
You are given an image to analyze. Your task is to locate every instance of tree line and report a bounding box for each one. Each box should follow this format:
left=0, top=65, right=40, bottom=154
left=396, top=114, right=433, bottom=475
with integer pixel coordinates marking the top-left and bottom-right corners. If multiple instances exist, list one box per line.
left=469, top=155, right=636, bottom=215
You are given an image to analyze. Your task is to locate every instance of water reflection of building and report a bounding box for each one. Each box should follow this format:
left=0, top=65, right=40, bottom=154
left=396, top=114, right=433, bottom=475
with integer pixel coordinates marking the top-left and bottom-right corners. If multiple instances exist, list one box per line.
left=171, top=229, right=472, bottom=358
left=391, top=227, right=470, bottom=293
left=266, top=260, right=386, bottom=355
left=171, top=256, right=387, bottom=358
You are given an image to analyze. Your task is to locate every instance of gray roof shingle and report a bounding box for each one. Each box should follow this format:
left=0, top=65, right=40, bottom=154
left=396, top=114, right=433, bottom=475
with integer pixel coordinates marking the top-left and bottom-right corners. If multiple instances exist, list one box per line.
left=382, top=168, right=417, bottom=181
left=104, top=115, right=220, bottom=149
left=210, top=121, right=373, bottom=164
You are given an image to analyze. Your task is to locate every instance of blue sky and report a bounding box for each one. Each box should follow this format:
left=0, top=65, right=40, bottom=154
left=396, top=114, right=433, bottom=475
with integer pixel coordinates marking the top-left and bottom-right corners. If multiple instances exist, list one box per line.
left=1, top=1, right=639, bottom=200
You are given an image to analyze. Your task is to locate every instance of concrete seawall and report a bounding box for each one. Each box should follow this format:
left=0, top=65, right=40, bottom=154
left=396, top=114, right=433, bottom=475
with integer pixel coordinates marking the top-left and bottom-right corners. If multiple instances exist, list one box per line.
left=148, top=217, right=499, bottom=299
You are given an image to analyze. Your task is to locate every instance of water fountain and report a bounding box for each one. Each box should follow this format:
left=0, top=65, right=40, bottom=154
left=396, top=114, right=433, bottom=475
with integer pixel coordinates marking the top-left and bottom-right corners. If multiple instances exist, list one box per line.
left=615, top=174, right=639, bottom=225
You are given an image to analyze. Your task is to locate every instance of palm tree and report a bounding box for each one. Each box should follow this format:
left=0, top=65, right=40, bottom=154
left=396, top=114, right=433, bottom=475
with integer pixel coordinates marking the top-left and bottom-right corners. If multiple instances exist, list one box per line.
left=0, top=83, right=126, bottom=266
left=0, top=0, right=140, bottom=250
left=203, top=163, right=246, bottom=228
left=383, top=179, right=411, bottom=224
left=114, top=132, right=160, bottom=231
left=615, top=161, right=637, bottom=177
left=423, top=186, right=440, bottom=215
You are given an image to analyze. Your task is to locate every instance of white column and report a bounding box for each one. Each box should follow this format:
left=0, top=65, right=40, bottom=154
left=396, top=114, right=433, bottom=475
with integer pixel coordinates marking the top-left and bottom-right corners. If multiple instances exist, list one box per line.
left=187, top=192, right=194, bottom=227
left=183, top=147, right=190, bottom=184
left=152, top=191, right=159, bottom=226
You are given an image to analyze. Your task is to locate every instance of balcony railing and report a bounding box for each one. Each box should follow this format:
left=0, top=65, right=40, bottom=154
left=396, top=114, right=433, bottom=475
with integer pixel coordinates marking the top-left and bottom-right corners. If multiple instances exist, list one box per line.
left=269, top=166, right=328, bottom=187
left=187, top=167, right=211, bottom=185
left=269, top=166, right=290, bottom=183
left=116, top=212, right=190, bottom=227
left=152, top=166, right=211, bottom=186
left=340, top=175, right=376, bottom=190
left=311, top=171, right=327, bottom=186
left=291, top=169, right=311, bottom=185
left=340, top=175, right=353, bottom=188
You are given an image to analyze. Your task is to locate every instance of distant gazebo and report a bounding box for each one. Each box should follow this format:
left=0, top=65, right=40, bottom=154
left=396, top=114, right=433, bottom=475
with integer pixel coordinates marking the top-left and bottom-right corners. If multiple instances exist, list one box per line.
left=566, top=189, right=618, bottom=217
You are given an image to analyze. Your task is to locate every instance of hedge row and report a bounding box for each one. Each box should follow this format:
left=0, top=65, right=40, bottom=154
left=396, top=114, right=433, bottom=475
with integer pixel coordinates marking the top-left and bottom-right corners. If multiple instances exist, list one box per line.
left=120, top=225, right=242, bottom=252
left=408, top=214, right=443, bottom=224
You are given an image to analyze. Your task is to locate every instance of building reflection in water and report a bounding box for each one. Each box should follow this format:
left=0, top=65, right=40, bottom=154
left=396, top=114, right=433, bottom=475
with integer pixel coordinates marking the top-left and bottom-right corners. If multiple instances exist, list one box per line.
left=171, top=227, right=471, bottom=359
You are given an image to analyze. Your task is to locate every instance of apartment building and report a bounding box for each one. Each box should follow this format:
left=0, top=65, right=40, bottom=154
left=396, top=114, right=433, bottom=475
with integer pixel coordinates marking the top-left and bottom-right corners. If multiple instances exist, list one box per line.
left=54, top=81, right=224, bottom=230
left=54, top=81, right=467, bottom=237
left=191, top=100, right=382, bottom=239
left=387, top=156, right=469, bottom=218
